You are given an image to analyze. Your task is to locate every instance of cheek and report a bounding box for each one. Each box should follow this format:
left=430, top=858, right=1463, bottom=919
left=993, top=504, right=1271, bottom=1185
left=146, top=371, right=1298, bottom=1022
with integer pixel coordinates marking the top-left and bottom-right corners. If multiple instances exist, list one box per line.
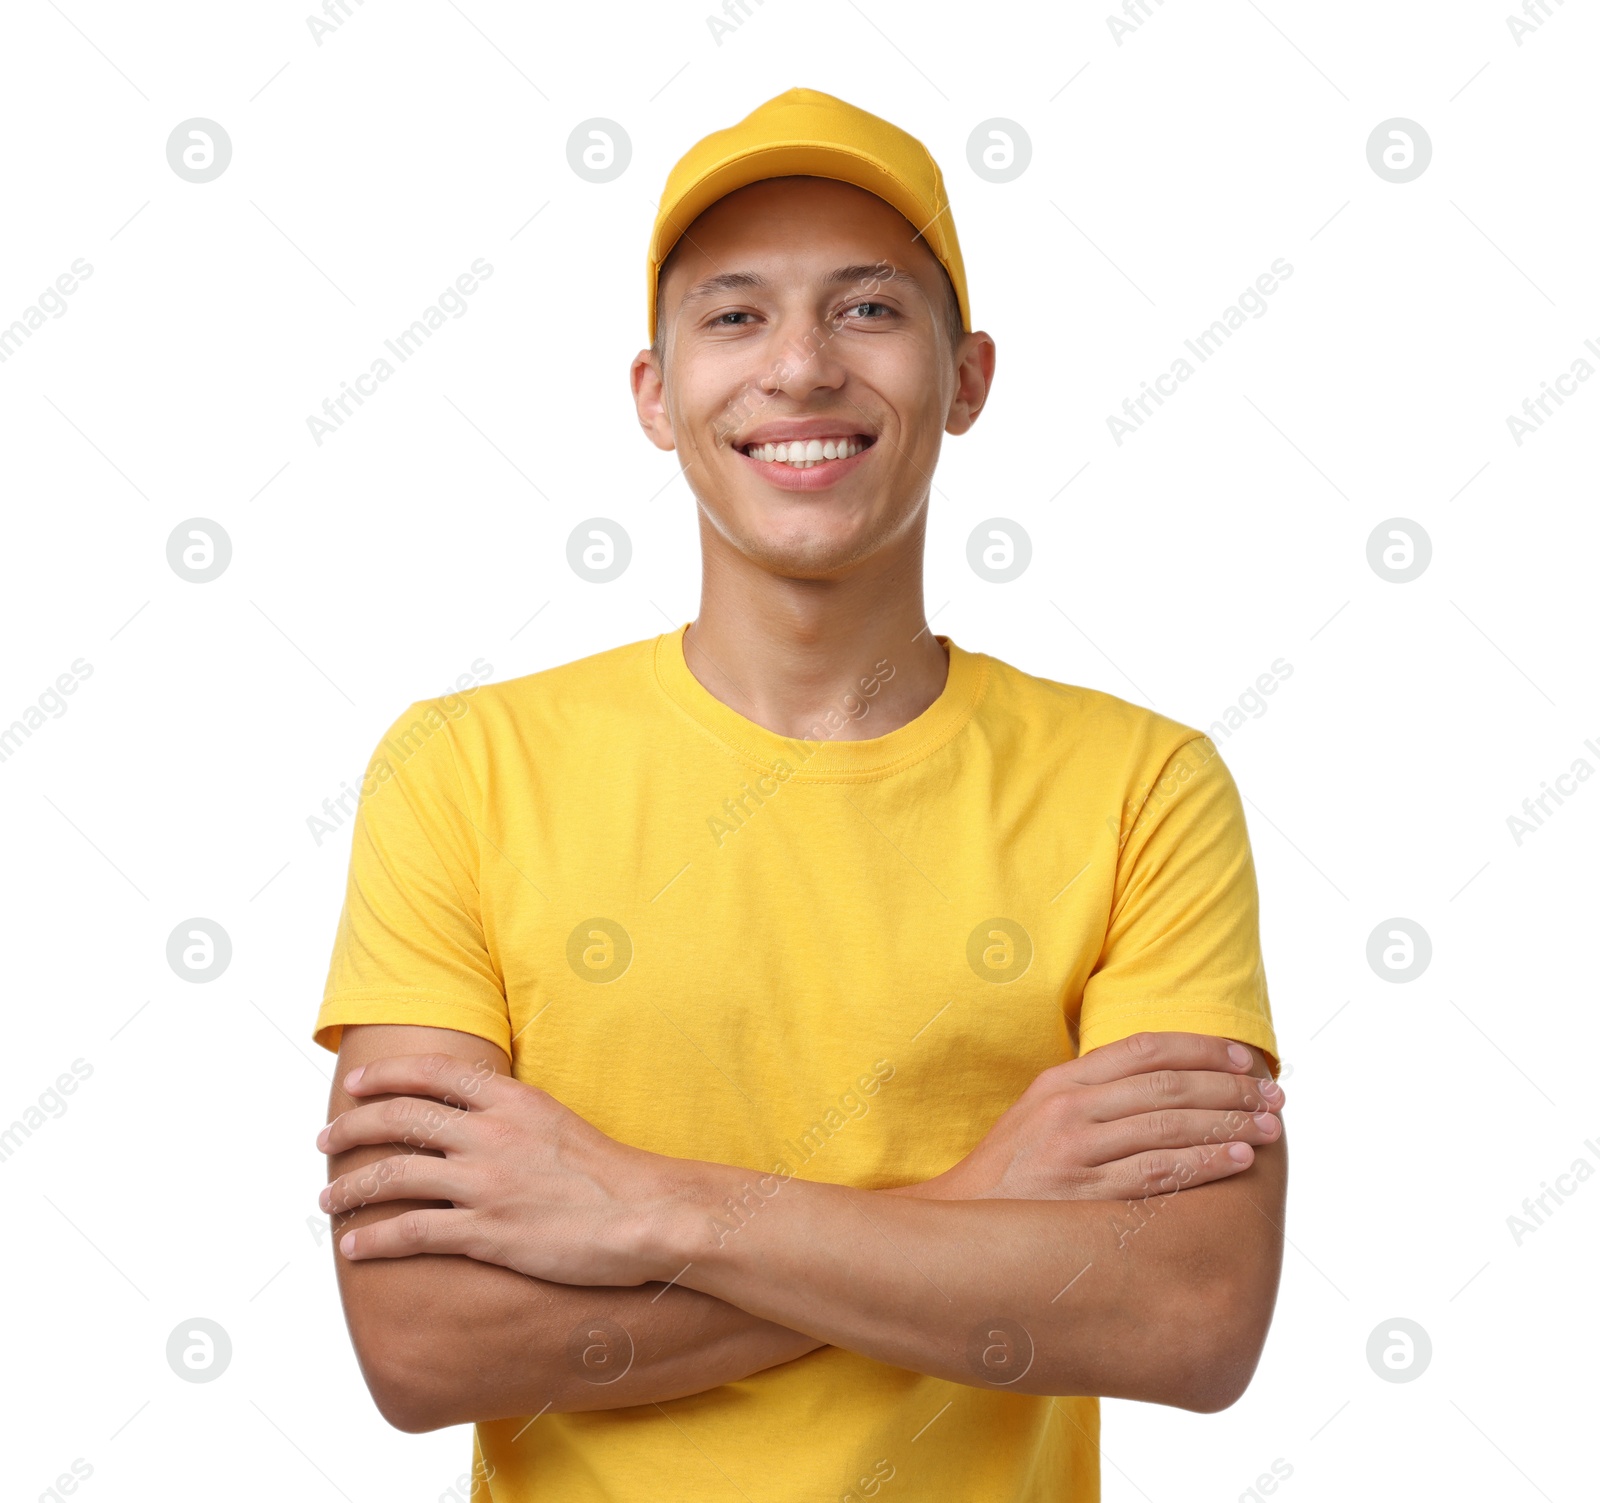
left=676, top=373, right=755, bottom=453
left=859, top=354, right=947, bottom=443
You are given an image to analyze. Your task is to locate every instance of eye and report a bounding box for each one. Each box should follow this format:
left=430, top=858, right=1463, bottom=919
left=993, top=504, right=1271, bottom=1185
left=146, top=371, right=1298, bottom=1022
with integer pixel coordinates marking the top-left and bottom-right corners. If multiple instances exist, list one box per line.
left=711, top=310, right=756, bottom=327
left=840, top=300, right=892, bottom=320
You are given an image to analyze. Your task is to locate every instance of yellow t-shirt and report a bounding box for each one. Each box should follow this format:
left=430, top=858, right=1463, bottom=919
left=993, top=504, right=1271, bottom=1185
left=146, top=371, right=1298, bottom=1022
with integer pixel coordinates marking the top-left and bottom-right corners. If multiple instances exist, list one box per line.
left=314, top=624, right=1279, bottom=1503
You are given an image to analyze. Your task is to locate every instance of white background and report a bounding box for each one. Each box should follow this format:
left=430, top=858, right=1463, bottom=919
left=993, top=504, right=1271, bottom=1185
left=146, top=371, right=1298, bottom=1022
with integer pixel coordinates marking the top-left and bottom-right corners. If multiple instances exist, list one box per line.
left=2, top=1, right=1595, bottom=1499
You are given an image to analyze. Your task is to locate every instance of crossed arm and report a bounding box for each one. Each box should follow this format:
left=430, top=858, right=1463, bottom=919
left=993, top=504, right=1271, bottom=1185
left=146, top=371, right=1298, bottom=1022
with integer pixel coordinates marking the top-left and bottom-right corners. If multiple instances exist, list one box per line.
left=321, top=1022, right=1286, bottom=1432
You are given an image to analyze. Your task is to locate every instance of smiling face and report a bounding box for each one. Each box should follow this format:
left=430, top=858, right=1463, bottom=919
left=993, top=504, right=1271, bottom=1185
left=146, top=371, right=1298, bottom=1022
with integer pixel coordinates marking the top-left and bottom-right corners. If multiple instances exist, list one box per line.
left=632, top=176, right=994, bottom=581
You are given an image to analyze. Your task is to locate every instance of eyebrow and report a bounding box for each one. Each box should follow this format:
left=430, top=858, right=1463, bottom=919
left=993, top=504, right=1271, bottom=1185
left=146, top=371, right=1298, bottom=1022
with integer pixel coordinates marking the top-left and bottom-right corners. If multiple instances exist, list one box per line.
left=678, top=262, right=927, bottom=309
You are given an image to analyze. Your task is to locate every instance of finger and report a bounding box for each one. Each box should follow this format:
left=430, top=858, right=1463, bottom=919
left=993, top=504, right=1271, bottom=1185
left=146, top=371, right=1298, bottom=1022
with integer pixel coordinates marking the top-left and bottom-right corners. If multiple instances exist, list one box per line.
left=341, top=1052, right=504, bottom=1109
left=1085, top=1106, right=1283, bottom=1165
left=321, top=1152, right=469, bottom=1215
left=1089, top=1140, right=1256, bottom=1202
left=1086, top=1067, right=1285, bottom=1124
left=337, top=1207, right=484, bottom=1261
left=1066, top=1031, right=1262, bottom=1088
left=319, top=1095, right=472, bottom=1156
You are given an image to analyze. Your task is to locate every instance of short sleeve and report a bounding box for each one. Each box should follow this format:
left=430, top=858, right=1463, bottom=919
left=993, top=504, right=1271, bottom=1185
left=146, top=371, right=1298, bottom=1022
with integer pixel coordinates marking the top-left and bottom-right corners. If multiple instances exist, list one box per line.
left=1076, top=735, right=1280, bottom=1076
left=311, top=701, right=510, bottom=1056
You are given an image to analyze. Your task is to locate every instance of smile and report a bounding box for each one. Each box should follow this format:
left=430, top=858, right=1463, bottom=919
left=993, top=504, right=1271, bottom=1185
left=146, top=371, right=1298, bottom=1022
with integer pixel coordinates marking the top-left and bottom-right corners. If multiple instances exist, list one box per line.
left=738, top=435, right=875, bottom=469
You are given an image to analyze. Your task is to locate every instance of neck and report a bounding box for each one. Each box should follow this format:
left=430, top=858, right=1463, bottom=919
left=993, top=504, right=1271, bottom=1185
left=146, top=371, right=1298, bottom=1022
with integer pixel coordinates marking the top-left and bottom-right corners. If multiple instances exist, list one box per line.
left=683, top=513, right=950, bottom=743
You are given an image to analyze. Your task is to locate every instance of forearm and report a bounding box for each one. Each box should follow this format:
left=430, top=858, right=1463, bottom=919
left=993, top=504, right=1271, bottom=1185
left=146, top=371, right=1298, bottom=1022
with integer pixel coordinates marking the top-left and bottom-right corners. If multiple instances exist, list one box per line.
left=660, top=1140, right=1286, bottom=1410
left=334, top=1163, right=968, bottom=1428
left=337, top=1225, right=821, bottom=1429
left=325, top=1027, right=828, bottom=1428
left=324, top=1030, right=1284, bottom=1421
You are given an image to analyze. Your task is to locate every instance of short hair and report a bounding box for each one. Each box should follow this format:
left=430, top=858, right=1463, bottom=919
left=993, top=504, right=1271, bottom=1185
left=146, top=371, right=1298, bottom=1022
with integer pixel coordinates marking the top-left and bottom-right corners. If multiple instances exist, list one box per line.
left=651, top=246, right=965, bottom=364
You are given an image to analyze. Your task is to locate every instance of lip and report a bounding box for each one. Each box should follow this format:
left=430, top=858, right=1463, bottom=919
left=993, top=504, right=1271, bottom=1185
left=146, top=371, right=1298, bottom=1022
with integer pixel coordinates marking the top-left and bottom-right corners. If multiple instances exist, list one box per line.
left=735, top=417, right=875, bottom=446
left=735, top=437, right=876, bottom=492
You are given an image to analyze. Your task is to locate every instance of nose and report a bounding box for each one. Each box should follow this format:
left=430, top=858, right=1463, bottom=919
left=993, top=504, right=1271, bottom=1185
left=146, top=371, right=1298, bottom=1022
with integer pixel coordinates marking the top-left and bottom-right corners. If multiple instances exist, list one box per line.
left=758, top=302, right=848, bottom=403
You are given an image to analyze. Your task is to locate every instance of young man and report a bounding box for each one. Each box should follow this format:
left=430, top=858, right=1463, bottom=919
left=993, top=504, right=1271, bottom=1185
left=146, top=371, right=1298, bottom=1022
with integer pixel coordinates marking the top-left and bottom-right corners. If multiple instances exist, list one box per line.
left=312, top=87, right=1286, bottom=1502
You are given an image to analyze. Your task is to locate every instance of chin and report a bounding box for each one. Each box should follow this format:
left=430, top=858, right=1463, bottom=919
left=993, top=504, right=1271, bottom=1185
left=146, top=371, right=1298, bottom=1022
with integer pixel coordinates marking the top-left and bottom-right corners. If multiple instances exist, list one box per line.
left=697, top=484, right=920, bottom=579
left=737, top=531, right=876, bottom=580
left=720, top=510, right=886, bottom=578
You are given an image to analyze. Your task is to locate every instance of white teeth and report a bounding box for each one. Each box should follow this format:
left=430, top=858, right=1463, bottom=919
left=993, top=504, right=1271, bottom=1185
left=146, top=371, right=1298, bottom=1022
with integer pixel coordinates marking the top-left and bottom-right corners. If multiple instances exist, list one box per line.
left=746, top=437, right=867, bottom=466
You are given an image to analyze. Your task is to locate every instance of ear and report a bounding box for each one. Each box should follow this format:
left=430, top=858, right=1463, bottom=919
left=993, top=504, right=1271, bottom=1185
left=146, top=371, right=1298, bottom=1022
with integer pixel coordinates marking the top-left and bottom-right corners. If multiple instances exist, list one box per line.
left=945, top=331, right=997, bottom=436
left=631, top=348, right=677, bottom=452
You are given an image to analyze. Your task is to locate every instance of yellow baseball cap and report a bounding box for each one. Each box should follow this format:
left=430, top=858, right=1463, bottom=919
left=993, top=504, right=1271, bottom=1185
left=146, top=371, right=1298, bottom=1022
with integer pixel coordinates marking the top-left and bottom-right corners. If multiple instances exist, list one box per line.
left=646, top=86, right=971, bottom=343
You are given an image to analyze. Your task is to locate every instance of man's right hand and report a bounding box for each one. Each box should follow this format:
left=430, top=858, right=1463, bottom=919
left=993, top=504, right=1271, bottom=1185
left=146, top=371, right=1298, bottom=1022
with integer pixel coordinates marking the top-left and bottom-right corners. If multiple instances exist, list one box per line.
left=898, top=1032, right=1283, bottom=1203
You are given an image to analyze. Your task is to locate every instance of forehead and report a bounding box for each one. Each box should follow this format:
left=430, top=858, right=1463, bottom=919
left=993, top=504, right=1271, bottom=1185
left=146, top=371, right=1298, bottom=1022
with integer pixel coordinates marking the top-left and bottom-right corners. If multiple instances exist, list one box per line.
left=660, top=176, right=942, bottom=303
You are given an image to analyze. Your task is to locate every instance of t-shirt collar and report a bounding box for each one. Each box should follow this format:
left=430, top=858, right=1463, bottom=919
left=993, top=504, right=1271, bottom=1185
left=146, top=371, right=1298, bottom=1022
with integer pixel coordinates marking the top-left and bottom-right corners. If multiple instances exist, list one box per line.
left=653, top=622, right=985, bottom=782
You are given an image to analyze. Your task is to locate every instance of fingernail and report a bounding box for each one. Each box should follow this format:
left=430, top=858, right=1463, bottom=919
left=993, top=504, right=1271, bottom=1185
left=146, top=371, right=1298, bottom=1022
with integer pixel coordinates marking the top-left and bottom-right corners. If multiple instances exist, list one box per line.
left=1227, top=1044, right=1250, bottom=1068
left=316, top=1125, right=330, bottom=1150
left=1262, top=1082, right=1284, bottom=1104
left=1252, top=1111, right=1276, bottom=1132
left=1227, top=1142, right=1252, bottom=1163
left=318, top=1185, right=331, bottom=1211
left=340, top=1231, right=357, bottom=1257
left=345, top=1065, right=364, bottom=1090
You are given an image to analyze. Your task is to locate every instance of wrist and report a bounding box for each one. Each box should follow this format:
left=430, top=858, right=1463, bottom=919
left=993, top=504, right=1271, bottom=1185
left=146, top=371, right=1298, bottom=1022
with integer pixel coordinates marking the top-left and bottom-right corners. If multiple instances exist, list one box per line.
left=884, top=1161, right=976, bottom=1201
left=635, top=1157, right=769, bottom=1281
left=630, top=1158, right=742, bottom=1274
